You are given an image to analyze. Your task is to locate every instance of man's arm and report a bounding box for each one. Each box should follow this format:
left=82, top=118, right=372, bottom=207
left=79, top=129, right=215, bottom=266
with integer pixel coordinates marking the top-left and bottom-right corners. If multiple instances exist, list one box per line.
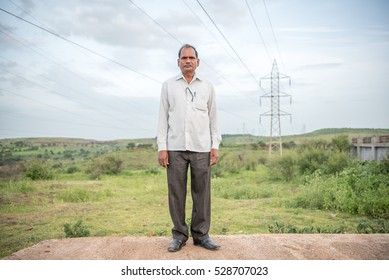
left=157, top=82, right=169, bottom=167
left=157, top=81, right=169, bottom=151
left=208, top=83, right=222, bottom=150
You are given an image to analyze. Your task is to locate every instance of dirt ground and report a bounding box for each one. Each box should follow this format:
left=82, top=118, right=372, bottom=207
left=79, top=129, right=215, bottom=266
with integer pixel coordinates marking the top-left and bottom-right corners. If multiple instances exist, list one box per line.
left=4, top=234, right=389, bottom=260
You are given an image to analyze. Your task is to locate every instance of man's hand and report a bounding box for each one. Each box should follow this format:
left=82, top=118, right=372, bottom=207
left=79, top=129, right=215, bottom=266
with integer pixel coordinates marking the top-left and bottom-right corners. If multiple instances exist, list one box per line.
left=158, top=150, right=169, bottom=168
left=210, top=149, right=219, bottom=166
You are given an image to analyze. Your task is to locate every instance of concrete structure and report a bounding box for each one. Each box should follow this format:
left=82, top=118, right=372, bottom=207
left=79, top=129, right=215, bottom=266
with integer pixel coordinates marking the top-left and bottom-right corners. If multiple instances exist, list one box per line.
left=351, top=136, right=389, bottom=161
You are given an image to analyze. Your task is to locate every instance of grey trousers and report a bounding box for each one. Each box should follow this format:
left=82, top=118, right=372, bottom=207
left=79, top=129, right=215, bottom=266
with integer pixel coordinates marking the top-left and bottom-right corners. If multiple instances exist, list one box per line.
left=167, top=151, right=211, bottom=242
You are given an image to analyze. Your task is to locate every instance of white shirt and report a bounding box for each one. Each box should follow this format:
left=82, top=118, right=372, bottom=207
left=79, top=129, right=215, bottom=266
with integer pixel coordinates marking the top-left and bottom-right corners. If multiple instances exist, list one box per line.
left=157, top=74, right=222, bottom=152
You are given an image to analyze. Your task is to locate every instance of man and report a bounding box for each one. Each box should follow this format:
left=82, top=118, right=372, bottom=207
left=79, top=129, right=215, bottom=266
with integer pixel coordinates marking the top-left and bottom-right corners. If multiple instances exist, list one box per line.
left=157, top=44, right=222, bottom=252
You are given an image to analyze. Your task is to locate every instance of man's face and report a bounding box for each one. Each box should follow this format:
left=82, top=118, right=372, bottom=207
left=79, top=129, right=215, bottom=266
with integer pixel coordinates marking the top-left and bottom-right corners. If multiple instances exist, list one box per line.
left=178, top=47, right=199, bottom=75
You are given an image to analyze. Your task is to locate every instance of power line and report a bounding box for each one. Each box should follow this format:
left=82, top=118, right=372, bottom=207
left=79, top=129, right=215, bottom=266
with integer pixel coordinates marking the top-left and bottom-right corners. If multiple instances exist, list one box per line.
left=245, top=0, right=273, bottom=64
left=182, top=0, right=241, bottom=69
left=262, top=0, right=295, bottom=136
left=127, top=0, right=181, bottom=45
left=195, top=0, right=258, bottom=85
left=7, top=0, right=50, bottom=29
left=262, top=0, right=286, bottom=72
left=0, top=88, right=131, bottom=131
left=7, top=1, right=159, bottom=120
left=1, top=2, right=262, bottom=136
left=0, top=7, right=161, bottom=84
left=0, top=27, right=157, bottom=123
left=0, top=66, right=152, bottom=132
left=128, top=0, right=260, bottom=109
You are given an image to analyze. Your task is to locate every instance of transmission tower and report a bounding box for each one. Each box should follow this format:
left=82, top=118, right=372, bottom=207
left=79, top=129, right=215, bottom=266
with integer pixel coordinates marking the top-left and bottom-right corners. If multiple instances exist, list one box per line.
left=260, top=60, right=291, bottom=156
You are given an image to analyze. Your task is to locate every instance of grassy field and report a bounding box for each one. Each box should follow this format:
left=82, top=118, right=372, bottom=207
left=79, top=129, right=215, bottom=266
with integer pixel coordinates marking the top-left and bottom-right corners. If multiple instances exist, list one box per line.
left=1, top=128, right=388, bottom=258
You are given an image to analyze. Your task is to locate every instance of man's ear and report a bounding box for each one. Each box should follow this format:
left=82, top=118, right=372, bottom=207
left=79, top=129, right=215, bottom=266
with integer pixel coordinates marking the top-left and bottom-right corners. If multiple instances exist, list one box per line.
left=197, top=59, right=200, bottom=67
left=177, top=59, right=180, bottom=66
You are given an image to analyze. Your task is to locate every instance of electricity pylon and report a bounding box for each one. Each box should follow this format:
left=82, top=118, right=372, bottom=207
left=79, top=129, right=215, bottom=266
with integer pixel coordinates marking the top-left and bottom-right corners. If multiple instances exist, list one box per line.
left=260, top=60, right=291, bottom=157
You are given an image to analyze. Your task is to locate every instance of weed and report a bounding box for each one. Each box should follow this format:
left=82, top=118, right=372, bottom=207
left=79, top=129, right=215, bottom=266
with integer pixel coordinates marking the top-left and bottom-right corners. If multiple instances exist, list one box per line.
left=357, top=219, right=389, bottom=233
left=268, top=221, right=346, bottom=233
left=58, top=187, right=112, bottom=203
left=152, top=229, right=167, bottom=236
left=0, top=180, right=34, bottom=193
left=145, top=167, right=161, bottom=175
left=63, top=219, right=91, bottom=238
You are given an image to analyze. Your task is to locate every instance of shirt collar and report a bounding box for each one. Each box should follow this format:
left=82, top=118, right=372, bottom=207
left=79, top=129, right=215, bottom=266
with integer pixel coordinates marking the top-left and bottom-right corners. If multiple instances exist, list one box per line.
left=175, top=73, right=202, bottom=83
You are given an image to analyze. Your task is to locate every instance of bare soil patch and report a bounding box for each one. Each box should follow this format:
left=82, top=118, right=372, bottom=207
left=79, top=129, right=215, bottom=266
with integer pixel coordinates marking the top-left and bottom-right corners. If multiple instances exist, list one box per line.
left=4, top=234, right=389, bottom=260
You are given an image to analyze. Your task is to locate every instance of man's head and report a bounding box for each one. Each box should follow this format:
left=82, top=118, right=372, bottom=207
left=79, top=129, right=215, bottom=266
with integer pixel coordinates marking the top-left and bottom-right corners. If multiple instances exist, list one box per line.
left=178, top=44, right=198, bottom=59
left=177, top=44, right=200, bottom=76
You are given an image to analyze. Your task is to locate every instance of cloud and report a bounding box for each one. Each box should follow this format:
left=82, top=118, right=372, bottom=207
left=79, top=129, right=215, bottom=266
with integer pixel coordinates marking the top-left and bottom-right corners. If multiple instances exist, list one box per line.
left=296, top=63, right=342, bottom=71
left=279, top=27, right=348, bottom=34
left=1, top=0, right=389, bottom=140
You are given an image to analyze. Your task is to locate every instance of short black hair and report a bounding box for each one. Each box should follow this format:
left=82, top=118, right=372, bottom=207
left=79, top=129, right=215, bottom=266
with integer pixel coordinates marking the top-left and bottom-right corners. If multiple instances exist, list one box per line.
left=178, top=44, right=198, bottom=58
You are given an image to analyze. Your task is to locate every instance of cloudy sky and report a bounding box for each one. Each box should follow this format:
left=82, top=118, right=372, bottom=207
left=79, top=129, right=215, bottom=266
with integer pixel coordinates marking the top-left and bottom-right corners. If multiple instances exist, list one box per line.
left=1, top=0, right=388, bottom=140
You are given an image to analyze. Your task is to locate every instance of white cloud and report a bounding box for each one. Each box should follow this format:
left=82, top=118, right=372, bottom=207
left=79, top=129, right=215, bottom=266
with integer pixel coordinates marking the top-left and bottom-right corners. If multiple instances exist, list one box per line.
left=0, top=0, right=388, bottom=140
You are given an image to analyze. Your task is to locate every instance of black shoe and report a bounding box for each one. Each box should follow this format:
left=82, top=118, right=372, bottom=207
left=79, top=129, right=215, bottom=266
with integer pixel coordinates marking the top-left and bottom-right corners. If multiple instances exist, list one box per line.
left=194, top=238, right=220, bottom=250
left=168, top=239, right=186, bottom=252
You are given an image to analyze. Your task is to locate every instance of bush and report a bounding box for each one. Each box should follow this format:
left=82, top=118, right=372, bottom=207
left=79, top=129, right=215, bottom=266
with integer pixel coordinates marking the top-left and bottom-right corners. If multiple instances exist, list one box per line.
left=331, top=135, right=351, bottom=152
left=323, top=151, right=350, bottom=174
left=85, top=155, right=123, bottom=179
left=294, top=138, right=351, bottom=175
left=211, top=150, right=260, bottom=178
left=23, top=160, right=53, bottom=180
left=66, top=166, right=80, bottom=174
left=357, top=219, right=389, bottom=233
left=297, top=148, right=329, bottom=174
left=267, top=153, right=297, bottom=181
left=295, top=161, right=389, bottom=218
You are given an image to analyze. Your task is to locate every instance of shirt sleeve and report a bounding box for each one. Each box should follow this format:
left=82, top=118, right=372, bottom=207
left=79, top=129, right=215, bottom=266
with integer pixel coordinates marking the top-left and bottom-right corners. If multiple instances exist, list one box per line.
left=208, top=83, right=222, bottom=150
left=157, top=81, right=169, bottom=151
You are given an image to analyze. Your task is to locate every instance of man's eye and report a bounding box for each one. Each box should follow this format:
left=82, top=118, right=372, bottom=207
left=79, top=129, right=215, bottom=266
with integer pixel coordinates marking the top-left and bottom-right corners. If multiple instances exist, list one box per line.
left=181, top=57, right=196, bottom=60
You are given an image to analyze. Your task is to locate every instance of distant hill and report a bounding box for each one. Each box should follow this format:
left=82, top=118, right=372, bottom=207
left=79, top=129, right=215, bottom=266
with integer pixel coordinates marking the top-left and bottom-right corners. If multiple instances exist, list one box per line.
left=221, top=128, right=389, bottom=146
left=1, top=128, right=389, bottom=147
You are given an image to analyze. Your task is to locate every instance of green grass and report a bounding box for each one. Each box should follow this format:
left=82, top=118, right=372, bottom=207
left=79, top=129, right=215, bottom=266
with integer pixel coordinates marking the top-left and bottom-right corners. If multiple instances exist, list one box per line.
left=0, top=168, right=386, bottom=258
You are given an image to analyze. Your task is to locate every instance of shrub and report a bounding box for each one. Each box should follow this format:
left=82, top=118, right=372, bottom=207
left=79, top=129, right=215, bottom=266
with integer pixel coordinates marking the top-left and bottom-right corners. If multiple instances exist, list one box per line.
left=66, top=166, right=80, bottom=174
left=23, top=160, right=53, bottom=180
left=357, top=219, right=389, bottom=233
left=295, top=141, right=351, bottom=176
left=267, top=153, right=297, bottom=181
left=323, top=151, right=350, bottom=174
left=297, top=148, right=329, bottom=174
left=85, top=155, right=123, bottom=179
left=331, top=135, right=350, bottom=152
left=295, top=161, right=389, bottom=218
left=64, top=219, right=91, bottom=238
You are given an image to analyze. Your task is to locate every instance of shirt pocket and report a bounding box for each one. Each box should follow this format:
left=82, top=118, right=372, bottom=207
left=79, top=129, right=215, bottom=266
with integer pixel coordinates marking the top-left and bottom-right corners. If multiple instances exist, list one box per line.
left=194, top=94, right=208, bottom=112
